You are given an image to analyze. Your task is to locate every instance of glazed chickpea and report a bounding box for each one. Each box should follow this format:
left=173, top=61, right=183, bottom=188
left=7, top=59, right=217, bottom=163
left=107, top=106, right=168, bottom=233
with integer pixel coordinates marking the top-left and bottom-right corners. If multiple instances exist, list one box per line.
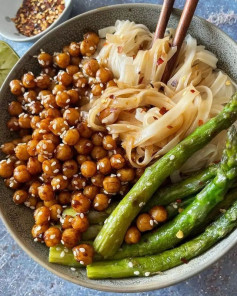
left=63, top=108, right=80, bottom=126
left=51, top=174, right=69, bottom=190
left=52, top=84, right=66, bottom=95
left=13, top=190, right=28, bottom=205
left=26, top=101, right=43, bottom=115
left=117, top=168, right=135, bottom=182
left=76, top=155, right=91, bottom=165
left=93, top=193, right=110, bottom=211
left=73, top=244, right=94, bottom=265
left=8, top=101, right=23, bottom=116
left=84, top=32, right=100, bottom=45
left=13, top=165, right=31, bottom=183
left=5, top=176, right=20, bottom=189
left=41, top=93, right=57, bottom=109
left=38, top=52, right=53, bottom=67
left=77, top=122, right=92, bottom=138
left=23, top=90, right=37, bottom=103
left=91, top=173, right=104, bottom=187
left=27, top=157, right=42, bottom=175
left=44, top=199, right=57, bottom=207
left=149, top=205, right=168, bottom=223
left=73, top=72, right=88, bottom=88
left=83, top=185, right=99, bottom=201
left=91, top=132, right=104, bottom=146
left=57, top=71, right=73, bottom=86
left=7, top=117, right=20, bottom=131
left=37, top=154, right=50, bottom=163
left=49, top=117, right=69, bottom=136
left=107, top=79, right=117, bottom=88
left=91, top=83, right=105, bottom=96
left=42, top=66, right=57, bottom=78
left=58, top=191, right=72, bottom=205
left=36, top=139, right=56, bottom=156
left=62, top=129, right=80, bottom=146
left=71, top=192, right=91, bottom=213
left=98, top=107, right=119, bottom=124
left=124, top=226, right=141, bottom=244
left=70, top=56, right=81, bottom=66
left=71, top=175, right=87, bottom=191
left=30, top=116, right=41, bottom=129
left=136, top=213, right=154, bottom=232
left=61, top=228, right=80, bottom=249
left=42, top=108, right=61, bottom=119
left=103, top=176, right=121, bottom=193
left=74, top=138, right=93, bottom=155
left=1, top=142, right=15, bottom=155
left=55, top=143, right=73, bottom=161
left=103, top=135, right=117, bottom=150
left=96, top=67, right=112, bottom=84
left=61, top=215, right=73, bottom=229
left=42, top=158, right=61, bottom=175
left=110, top=154, right=126, bottom=170
left=24, top=194, right=38, bottom=209
left=54, top=52, right=70, bottom=68
left=63, top=45, right=70, bottom=53
left=15, top=143, right=29, bottom=161
left=31, top=224, right=49, bottom=241
left=66, top=65, right=80, bottom=76
left=27, top=140, right=39, bottom=156
left=43, top=133, right=60, bottom=146
left=38, top=184, right=54, bottom=201
left=80, top=39, right=96, bottom=57
left=81, top=161, right=97, bottom=178
left=22, top=72, right=36, bottom=88
left=18, top=114, right=32, bottom=129
left=62, top=160, right=78, bottom=178
left=29, top=181, right=41, bottom=197
left=35, top=74, right=51, bottom=89
left=72, top=214, right=89, bottom=232
left=68, top=42, right=80, bottom=56
left=97, top=157, right=111, bottom=175
left=83, top=59, right=100, bottom=77
left=49, top=204, right=63, bottom=221
left=34, top=206, right=50, bottom=225
left=44, top=227, right=62, bottom=247
left=67, top=89, right=79, bottom=105
left=9, top=80, right=24, bottom=96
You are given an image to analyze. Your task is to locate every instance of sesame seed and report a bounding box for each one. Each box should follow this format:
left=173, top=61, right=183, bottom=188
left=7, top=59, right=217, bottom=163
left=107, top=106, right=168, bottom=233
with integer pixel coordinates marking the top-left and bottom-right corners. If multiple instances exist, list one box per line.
left=79, top=247, right=86, bottom=252
left=56, top=247, right=61, bottom=251
left=134, top=271, right=140, bottom=275
left=128, top=262, right=133, bottom=268
left=60, top=251, right=65, bottom=258
left=50, top=234, right=56, bottom=239
left=94, top=202, right=99, bottom=207
left=176, top=230, right=184, bottom=239
left=150, top=220, right=154, bottom=226
left=169, top=155, right=175, bottom=160
left=79, top=213, right=84, bottom=218
left=79, top=261, right=85, bottom=265
left=145, top=272, right=150, bottom=277
left=70, top=267, right=76, bottom=271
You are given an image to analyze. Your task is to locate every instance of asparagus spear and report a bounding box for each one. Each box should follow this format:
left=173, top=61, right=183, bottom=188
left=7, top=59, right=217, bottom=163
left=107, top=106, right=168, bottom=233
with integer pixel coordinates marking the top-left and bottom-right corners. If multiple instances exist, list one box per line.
left=94, top=92, right=237, bottom=257
left=111, top=126, right=237, bottom=259
left=87, top=195, right=237, bottom=279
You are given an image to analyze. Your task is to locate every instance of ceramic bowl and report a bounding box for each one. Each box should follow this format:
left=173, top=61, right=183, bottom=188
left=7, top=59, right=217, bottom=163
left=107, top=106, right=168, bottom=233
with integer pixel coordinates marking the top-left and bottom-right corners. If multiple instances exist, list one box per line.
left=0, top=4, right=237, bottom=293
left=0, top=0, right=73, bottom=42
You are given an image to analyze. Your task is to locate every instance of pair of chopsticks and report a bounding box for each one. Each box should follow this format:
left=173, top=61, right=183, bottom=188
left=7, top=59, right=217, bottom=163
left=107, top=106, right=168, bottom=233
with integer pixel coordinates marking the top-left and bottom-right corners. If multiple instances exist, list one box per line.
left=153, top=0, right=199, bottom=84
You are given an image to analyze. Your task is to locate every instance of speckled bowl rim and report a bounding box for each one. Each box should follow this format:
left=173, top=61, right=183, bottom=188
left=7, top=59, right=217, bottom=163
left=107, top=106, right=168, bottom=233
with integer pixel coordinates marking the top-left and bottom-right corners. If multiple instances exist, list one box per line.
left=0, top=3, right=237, bottom=293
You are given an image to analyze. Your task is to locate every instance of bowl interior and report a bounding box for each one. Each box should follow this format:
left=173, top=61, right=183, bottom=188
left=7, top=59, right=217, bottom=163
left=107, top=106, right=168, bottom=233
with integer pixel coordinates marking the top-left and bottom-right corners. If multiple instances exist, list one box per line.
left=0, top=4, right=237, bottom=293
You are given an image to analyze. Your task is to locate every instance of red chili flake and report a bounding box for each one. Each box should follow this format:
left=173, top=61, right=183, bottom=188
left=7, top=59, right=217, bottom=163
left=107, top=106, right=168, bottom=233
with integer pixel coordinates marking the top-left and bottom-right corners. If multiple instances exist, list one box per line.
left=109, top=94, right=115, bottom=99
left=139, top=76, right=144, bottom=84
left=128, top=108, right=136, bottom=113
left=181, top=258, right=189, bottom=264
left=214, top=160, right=221, bottom=164
left=168, top=42, right=172, bottom=48
left=176, top=199, right=182, bottom=203
left=190, top=89, right=195, bottom=93
left=167, top=125, right=173, bottom=129
left=198, top=119, right=204, bottom=126
left=153, top=116, right=158, bottom=120
left=157, top=58, right=164, bottom=66
left=103, top=42, right=108, bottom=46
left=133, top=54, right=137, bottom=60
left=117, top=46, right=123, bottom=53
left=159, top=107, right=168, bottom=115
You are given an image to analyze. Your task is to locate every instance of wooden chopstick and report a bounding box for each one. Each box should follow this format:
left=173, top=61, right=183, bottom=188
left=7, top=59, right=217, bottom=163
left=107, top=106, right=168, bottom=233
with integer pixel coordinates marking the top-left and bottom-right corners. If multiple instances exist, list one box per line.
left=161, top=0, right=199, bottom=84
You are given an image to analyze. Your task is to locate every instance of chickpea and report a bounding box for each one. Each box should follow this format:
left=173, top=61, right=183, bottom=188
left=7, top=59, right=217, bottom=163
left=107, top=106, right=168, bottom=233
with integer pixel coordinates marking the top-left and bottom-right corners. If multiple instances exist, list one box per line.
left=36, top=201, right=44, bottom=209
left=42, top=66, right=57, bottom=77
left=63, top=108, right=80, bottom=126
left=1, top=142, right=15, bottom=155
left=5, top=177, right=20, bottom=190
left=35, top=74, right=51, bottom=89
left=18, top=114, right=32, bottom=129
left=84, top=32, right=100, bottom=45
left=14, top=143, right=29, bottom=161
left=117, top=168, right=135, bottom=182
left=93, top=193, right=110, bottom=211
left=81, top=160, right=97, bottom=178
left=30, top=116, right=41, bottom=129
left=51, top=174, right=69, bottom=190
left=42, top=108, right=61, bottom=119
left=24, top=195, right=38, bottom=209
left=8, top=101, right=23, bottom=116
left=67, top=89, right=79, bottom=105
left=73, top=244, right=94, bottom=265
left=44, top=227, right=62, bottom=247
left=103, top=176, right=121, bottom=193
left=58, top=191, right=72, bottom=205
left=54, top=52, right=70, bottom=68
left=50, top=204, right=63, bottom=221
left=71, top=175, right=87, bottom=191
left=66, top=65, right=80, bottom=76
left=68, top=42, right=80, bottom=56
left=52, top=84, right=66, bottom=95
left=38, top=52, right=53, bottom=67
left=49, top=117, right=69, bottom=136
left=62, top=129, right=80, bottom=146
left=76, top=122, right=92, bottom=138
left=80, top=39, right=96, bottom=57
left=83, top=59, right=100, bottom=77
left=27, top=157, right=42, bottom=175
left=34, top=206, right=50, bottom=225
left=91, top=83, right=105, bottom=96
left=29, top=181, right=41, bottom=197
left=13, top=165, right=31, bottom=183
left=38, top=154, right=50, bottom=163
left=83, top=185, right=99, bottom=201
left=124, top=226, right=141, bottom=244
left=61, top=228, right=80, bottom=249
left=61, top=215, right=73, bottom=229
left=103, top=135, right=117, bottom=150
left=36, top=139, right=56, bottom=156
left=91, top=173, right=104, bottom=187
left=42, top=158, right=61, bottom=175
left=26, top=101, right=43, bottom=115
left=91, top=132, right=104, bottom=146
left=7, top=117, right=20, bottom=131
left=57, top=71, right=73, bottom=87
left=41, top=93, right=57, bottom=109
left=38, top=184, right=54, bottom=201
left=97, top=157, right=111, bottom=174
left=110, top=154, right=126, bottom=170
left=9, top=80, right=24, bottom=96
left=149, top=206, right=168, bottom=223
left=107, top=80, right=117, bottom=88
left=70, top=56, right=81, bottom=66
left=136, top=213, right=154, bottom=232
left=62, top=160, right=78, bottom=178
left=22, top=72, right=36, bottom=89
left=73, top=72, right=88, bottom=88
left=72, top=214, right=89, bottom=232
left=44, top=199, right=57, bottom=207
left=13, top=190, right=28, bottom=205
left=76, top=155, right=91, bottom=165
left=27, top=139, right=39, bottom=156
left=43, top=133, right=60, bottom=146
left=74, top=138, right=93, bottom=155
left=71, top=192, right=91, bottom=213
left=31, top=224, right=49, bottom=241
left=55, top=143, right=73, bottom=161
left=63, top=45, right=70, bottom=53
left=96, top=67, right=112, bottom=84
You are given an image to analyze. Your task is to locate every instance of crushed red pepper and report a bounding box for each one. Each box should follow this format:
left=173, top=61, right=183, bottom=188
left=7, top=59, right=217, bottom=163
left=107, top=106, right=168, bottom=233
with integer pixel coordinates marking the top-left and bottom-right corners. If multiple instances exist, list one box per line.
left=159, top=107, right=168, bottom=115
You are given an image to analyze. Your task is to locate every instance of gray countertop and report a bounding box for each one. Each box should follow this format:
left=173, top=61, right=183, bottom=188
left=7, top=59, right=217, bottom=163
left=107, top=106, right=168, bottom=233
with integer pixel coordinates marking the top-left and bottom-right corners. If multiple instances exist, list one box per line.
left=0, top=0, right=237, bottom=295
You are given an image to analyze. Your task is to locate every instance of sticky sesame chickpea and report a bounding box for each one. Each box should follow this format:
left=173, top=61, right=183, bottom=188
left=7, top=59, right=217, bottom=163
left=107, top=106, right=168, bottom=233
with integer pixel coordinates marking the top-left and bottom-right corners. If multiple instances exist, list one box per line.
left=149, top=205, right=168, bottom=223
left=68, top=42, right=80, bottom=56
left=71, top=175, right=87, bottom=191
left=73, top=72, right=88, bottom=88
left=80, top=39, right=96, bottom=57
left=13, top=165, right=31, bottom=183
left=58, top=191, right=72, bottom=205
left=72, top=214, right=89, bottom=232
left=76, top=155, right=91, bottom=165
left=103, top=135, right=117, bottom=151
left=37, top=154, right=50, bottom=163
left=61, top=215, right=73, bottom=229
left=34, top=206, right=50, bottom=225
left=81, top=160, right=97, bottom=178
left=42, top=66, right=56, bottom=77
left=27, top=139, right=39, bottom=156
left=1, top=142, right=15, bottom=155
left=73, top=244, right=94, bottom=265
left=91, top=146, right=107, bottom=161
left=15, top=143, right=29, bottom=161
left=38, top=52, right=53, bottom=67
left=44, top=227, right=62, bottom=247
left=23, top=90, right=37, bottom=104
left=83, top=59, right=100, bottom=77
left=57, top=71, right=73, bottom=86
left=22, top=72, right=36, bottom=89
left=62, top=228, right=80, bottom=249
left=63, top=129, right=80, bottom=146
left=61, top=160, right=77, bottom=178
left=74, top=138, right=93, bottom=155
left=8, top=101, right=23, bottom=116
left=63, top=108, right=80, bottom=126
left=13, top=190, right=28, bottom=205
left=66, top=65, right=80, bottom=76
left=107, top=79, right=117, bottom=88
left=103, top=176, right=121, bottom=193
left=54, top=52, right=70, bottom=68
left=36, top=139, right=56, bottom=156
left=136, top=213, right=154, bottom=232
left=91, top=132, right=104, bottom=146
left=52, top=84, right=66, bottom=95
left=124, top=226, right=141, bottom=244
left=10, top=80, right=24, bottom=96
left=83, top=185, right=99, bottom=200
left=44, top=199, right=57, bottom=207
left=71, top=192, right=91, bottom=213
left=117, top=168, right=135, bottom=182
left=97, top=157, right=111, bottom=175
left=49, top=117, right=69, bottom=136
left=19, top=114, right=32, bottom=129
left=35, top=74, right=51, bottom=89
left=84, top=32, right=100, bottom=45
left=50, top=204, right=63, bottom=221
left=7, top=117, right=20, bottom=131
left=91, top=173, right=104, bottom=187
left=43, top=133, right=60, bottom=146
left=29, top=181, right=41, bottom=197
left=31, top=224, right=49, bottom=242
left=41, top=93, right=57, bottom=109
left=5, top=177, right=21, bottom=190
left=70, top=56, right=81, bottom=66
left=30, top=116, right=40, bottom=129
left=43, top=108, right=62, bottom=119
left=24, top=195, right=38, bottom=209
left=76, top=122, right=92, bottom=138
left=27, top=157, right=42, bottom=175
left=93, top=193, right=110, bottom=211
left=55, top=143, right=73, bottom=161
left=96, top=67, right=112, bottom=84
left=39, top=119, right=52, bottom=134
left=110, top=154, right=126, bottom=169
left=67, top=89, right=79, bottom=105
left=63, top=45, right=70, bottom=53
left=38, top=184, right=54, bottom=201
left=51, top=174, right=69, bottom=190
left=26, top=101, right=43, bottom=115
left=91, top=83, right=105, bottom=96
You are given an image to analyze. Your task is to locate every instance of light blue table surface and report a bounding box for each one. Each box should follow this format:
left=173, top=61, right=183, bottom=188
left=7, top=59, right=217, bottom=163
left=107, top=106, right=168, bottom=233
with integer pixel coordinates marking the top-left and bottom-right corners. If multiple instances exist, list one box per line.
left=0, top=1, right=237, bottom=295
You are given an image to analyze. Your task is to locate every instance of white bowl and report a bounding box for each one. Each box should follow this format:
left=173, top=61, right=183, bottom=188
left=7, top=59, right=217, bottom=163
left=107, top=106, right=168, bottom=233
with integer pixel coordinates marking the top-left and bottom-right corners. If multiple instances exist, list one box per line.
left=0, top=0, right=73, bottom=42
